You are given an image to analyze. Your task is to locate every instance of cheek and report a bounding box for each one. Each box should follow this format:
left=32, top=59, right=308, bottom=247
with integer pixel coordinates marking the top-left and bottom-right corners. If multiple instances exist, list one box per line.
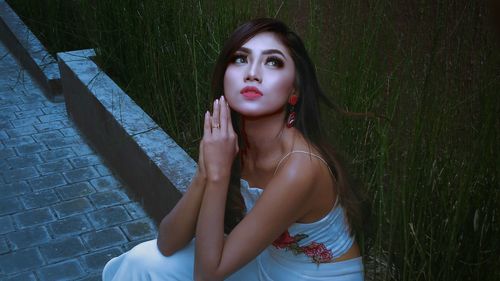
left=223, top=68, right=239, bottom=107
left=269, top=69, right=295, bottom=95
left=223, top=67, right=239, bottom=92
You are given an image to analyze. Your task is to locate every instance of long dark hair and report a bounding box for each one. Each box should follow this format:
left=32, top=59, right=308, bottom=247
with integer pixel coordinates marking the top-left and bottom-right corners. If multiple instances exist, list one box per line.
left=211, top=18, right=367, bottom=236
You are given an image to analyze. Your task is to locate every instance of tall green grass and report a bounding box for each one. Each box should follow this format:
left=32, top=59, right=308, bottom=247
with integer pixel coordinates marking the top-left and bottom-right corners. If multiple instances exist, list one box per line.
left=7, top=0, right=499, bottom=279
left=4, top=0, right=90, bottom=52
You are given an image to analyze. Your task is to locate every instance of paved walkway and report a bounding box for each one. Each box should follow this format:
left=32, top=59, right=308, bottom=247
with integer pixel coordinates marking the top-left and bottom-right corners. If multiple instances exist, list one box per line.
left=0, top=40, right=157, bottom=280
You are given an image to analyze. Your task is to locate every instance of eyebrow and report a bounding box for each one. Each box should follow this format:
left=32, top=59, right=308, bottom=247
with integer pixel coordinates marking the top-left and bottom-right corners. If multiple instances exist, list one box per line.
left=237, top=47, right=287, bottom=60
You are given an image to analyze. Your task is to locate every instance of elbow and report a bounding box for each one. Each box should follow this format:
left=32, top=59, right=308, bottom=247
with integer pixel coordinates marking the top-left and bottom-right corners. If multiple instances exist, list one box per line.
left=156, top=238, right=177, bottom=257
left=194, top=266, right=225, bottom=281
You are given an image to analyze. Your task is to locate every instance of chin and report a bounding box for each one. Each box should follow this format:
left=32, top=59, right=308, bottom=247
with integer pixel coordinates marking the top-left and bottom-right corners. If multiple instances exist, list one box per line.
left=226, top=96, right=286, bottom=118
left=231, top=108, right=265, bottom=118
left=233, top=107, right=286, bottom=120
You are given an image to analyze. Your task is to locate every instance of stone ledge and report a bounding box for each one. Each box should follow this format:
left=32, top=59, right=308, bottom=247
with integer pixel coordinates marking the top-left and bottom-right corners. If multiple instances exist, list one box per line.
left=0, top=0, right=62, bottom=102
left=57, top=49, right=196, bottom=222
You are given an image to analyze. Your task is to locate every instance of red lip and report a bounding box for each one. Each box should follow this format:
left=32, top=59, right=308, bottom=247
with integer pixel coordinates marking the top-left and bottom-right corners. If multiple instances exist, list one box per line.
left=240, top=86, right=263, bottom=100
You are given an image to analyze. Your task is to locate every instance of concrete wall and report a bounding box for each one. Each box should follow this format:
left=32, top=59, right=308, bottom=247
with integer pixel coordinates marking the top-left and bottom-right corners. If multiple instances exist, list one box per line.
left=58, top=49, right=196, bottom=222
left=0, top=0, right=195, bottom=222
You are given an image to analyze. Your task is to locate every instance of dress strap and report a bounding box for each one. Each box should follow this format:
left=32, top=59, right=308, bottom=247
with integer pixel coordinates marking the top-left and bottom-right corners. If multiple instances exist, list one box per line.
left=273, top=150, right=334, bottom=177
left=273, top=150, right=340, bottom=208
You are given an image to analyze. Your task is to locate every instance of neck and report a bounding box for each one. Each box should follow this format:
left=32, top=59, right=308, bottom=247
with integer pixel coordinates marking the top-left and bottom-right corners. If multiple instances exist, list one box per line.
left=241, top=111, right=290, bottom=161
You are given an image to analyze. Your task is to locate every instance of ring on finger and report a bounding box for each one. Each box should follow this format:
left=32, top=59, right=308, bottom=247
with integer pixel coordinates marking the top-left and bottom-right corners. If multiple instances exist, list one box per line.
left=213, top=123, right=220, bottom=129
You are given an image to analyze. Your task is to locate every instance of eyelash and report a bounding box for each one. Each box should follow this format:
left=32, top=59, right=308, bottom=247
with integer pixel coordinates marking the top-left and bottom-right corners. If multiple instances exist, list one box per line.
left=232, top=54, right=247, bottom=64
left=265, top=56, right=284, bottom=68
left=230, top=54, right=284, bottom=68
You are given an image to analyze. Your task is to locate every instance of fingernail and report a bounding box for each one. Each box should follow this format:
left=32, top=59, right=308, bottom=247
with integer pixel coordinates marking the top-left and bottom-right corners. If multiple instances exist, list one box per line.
left=215, top=99, right=219, bottom=105
left=221, top=96, right=225, bottom=102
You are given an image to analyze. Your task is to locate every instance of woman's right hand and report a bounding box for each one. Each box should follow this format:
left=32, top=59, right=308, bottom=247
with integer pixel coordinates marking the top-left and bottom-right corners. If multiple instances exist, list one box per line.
left=201, top=97, right=239, bottom=182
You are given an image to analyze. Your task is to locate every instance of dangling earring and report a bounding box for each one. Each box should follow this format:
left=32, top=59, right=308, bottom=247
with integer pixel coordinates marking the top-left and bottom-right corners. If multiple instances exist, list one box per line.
left=286, top=94, right=298, bottom=128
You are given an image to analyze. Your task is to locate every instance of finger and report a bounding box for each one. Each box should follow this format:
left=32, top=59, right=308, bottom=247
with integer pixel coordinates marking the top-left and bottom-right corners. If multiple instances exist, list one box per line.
left=226, top=100, right=235, bottom=133
left=203, top=111, right=211, bottom=136
left=212, top=99, right=220, bottom=130
left=199, top=138, right=204, bottom=157
left=220, top=96, right=228, bottom=132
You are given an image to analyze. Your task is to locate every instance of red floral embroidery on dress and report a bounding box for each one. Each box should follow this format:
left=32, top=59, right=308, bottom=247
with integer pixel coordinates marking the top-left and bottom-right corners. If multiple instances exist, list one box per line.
left=272, top=231, right=302, bottom=249
left=272, top=230, right=334, bottom=264
left=302, top=242, right=334, bottom=264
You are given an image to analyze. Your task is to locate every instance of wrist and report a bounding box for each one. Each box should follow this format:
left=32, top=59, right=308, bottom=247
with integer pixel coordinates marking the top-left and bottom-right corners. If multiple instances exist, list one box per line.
left=193, top=171, right=207, bottom=186
left=206, top=174, right=230, bottom=186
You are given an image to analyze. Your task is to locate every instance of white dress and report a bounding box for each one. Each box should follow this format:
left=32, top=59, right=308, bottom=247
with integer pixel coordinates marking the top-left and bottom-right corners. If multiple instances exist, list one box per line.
left=103, top=152, right=364, bottom=280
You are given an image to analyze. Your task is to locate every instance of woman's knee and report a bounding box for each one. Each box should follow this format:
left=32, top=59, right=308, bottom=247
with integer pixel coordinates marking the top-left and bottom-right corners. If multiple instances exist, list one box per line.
left=124, top=239, right=194, bottom=272
left=124, top=240, right=164, bottom=267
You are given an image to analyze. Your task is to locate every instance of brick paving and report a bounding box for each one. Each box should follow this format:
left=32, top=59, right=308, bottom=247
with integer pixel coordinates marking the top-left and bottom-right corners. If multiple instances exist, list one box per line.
left=0, top=40, right=157, bottom=280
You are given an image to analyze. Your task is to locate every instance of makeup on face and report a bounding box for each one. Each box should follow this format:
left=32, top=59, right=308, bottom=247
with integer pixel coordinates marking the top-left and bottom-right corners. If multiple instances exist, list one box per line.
left=230, top=47, right=287, bottom=69
left=223, top=32, right=296, bottom=117
left=240, top=86, right=263, bottom=100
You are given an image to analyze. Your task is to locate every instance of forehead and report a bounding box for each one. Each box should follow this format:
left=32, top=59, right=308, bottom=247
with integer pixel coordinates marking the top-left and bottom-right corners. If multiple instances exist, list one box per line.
left=241, top=32, right=290, bottom=56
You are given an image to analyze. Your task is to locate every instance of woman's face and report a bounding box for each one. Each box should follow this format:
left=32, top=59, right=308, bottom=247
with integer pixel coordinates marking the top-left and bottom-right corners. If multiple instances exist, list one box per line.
left=223, top=32, right=296, bottom=118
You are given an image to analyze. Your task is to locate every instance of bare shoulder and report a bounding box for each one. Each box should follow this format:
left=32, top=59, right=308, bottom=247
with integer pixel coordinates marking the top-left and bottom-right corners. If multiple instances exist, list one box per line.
left=272, top=147, right=331, bottom=192
left=269, top=141, right=337, bottom=222
left=240, top=148, right=330, bottom=230
left=276, top=131, right=329, bottom=181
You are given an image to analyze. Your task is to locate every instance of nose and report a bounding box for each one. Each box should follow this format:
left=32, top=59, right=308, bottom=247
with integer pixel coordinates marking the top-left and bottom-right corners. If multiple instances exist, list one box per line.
left=244, top=60, right=261, bottom=83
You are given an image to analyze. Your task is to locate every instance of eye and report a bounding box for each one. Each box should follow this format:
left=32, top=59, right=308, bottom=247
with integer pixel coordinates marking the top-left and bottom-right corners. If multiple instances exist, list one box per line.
left=231, top=54, right=247, bottom=64
left=265, top=56, right=284, bottom=68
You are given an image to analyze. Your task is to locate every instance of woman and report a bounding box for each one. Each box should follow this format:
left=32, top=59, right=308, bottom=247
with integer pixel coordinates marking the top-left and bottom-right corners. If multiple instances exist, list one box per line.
left=103, top=18, right=365, bottom=280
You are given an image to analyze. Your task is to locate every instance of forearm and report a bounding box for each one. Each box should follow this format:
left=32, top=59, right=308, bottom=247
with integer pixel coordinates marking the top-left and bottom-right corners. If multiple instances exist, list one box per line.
left=194, top=177, right=230, bottom=280
left=157, top=173, right=206, bottom=256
